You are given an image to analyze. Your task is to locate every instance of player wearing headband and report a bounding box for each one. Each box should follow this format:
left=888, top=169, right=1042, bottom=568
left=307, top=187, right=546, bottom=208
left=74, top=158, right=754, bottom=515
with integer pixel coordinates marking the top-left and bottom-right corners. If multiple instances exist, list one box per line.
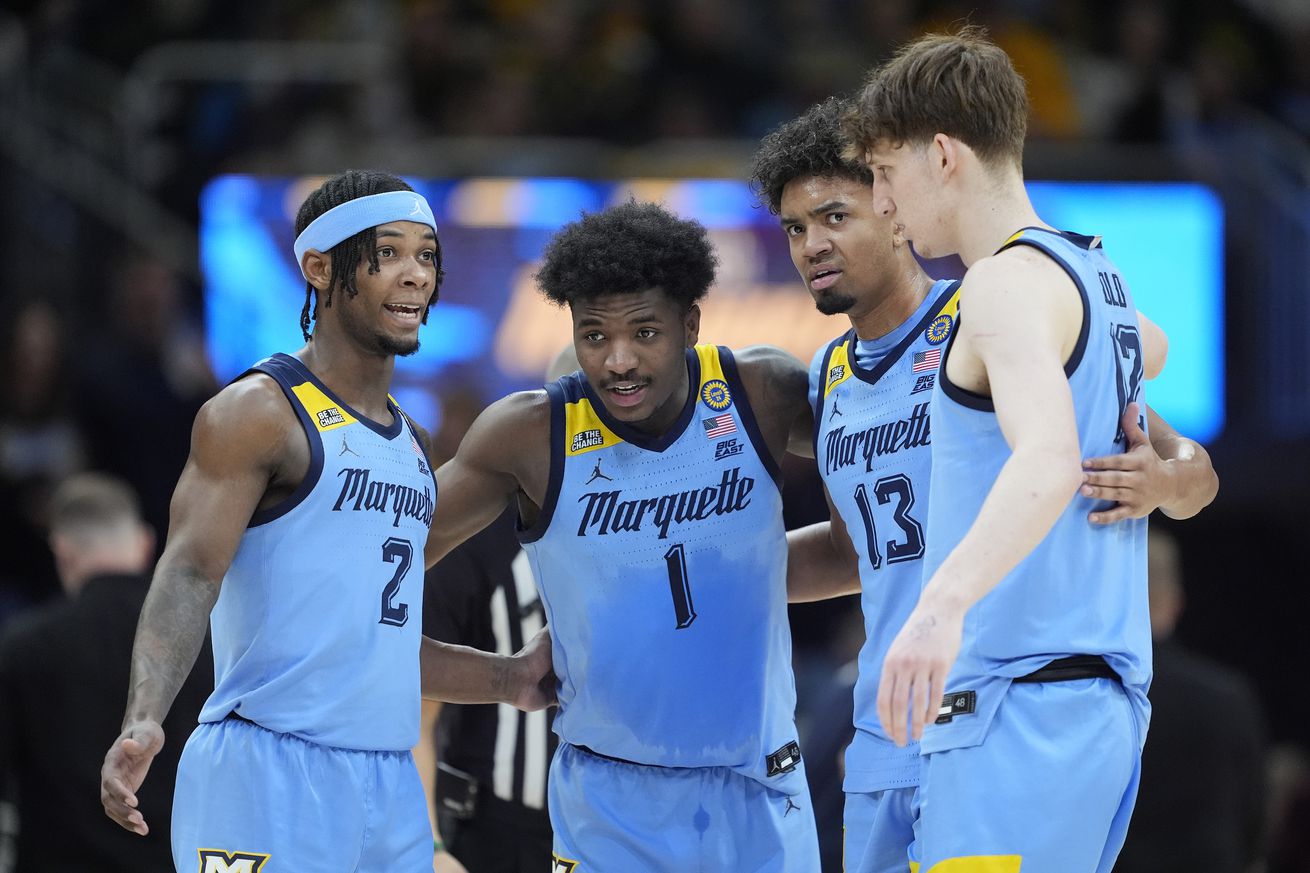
left=99, top=170, right=554, bottom=871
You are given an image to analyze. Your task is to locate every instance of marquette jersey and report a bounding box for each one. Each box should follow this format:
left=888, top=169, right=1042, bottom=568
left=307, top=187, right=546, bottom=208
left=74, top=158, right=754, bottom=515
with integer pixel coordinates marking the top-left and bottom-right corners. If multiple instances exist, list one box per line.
left=923, top=228, right=1152, bottom=752
left=200, top=353, right=436, bottom=751
left=520, top=345, right=803, bottom=791
left=811, top=280, right=959, bottom=792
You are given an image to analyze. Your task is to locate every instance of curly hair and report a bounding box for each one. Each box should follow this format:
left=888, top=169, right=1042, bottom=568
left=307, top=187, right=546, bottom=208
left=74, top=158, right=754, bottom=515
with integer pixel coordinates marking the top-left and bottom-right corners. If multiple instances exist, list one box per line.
left=750, top=96, right=874, bottom=215
left=293, top=170, right=445, bottom=341
left=535, top=200, right=717, bottom=310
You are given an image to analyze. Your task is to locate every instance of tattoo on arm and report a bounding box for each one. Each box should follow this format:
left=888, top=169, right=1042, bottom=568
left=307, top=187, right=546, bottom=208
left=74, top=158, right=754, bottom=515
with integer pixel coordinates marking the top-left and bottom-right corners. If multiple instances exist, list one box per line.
left=909, top=615, right=938, bottom=640
left=127, top=565, right=220, bottom=724
left=490, top=655, right=513, bottom=702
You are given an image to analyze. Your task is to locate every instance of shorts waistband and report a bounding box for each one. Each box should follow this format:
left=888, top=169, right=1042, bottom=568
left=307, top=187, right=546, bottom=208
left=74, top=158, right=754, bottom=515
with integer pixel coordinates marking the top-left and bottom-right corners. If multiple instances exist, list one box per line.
left=573, top=743, right=659, bottom=768
left=1013, top=655, right=1120, bottom=684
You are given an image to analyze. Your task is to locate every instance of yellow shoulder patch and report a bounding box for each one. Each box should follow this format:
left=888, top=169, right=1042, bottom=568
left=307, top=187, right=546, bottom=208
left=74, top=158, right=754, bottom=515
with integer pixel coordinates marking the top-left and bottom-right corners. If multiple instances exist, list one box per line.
left=924, top=855, right=1021, bottom=873
left=564, top=398, right=622, bottom=456
left=823, top=341, right=854, bottom=398
left=290, top=382, right=358, bottom=432
left=694, top=344, right=734, bottom=411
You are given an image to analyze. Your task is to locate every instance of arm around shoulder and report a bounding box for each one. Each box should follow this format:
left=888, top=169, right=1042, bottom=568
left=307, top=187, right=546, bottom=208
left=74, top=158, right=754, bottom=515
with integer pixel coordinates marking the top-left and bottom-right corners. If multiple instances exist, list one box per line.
left=732, top=344, right=813, bottom=459
left=427, top=390, right=549, bottom=569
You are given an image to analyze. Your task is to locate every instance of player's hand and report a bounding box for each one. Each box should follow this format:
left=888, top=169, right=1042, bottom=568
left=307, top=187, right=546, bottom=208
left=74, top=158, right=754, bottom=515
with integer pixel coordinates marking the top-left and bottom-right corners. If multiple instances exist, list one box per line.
left=509, top=626, right=556, bottom=712
left=433, top=847, right=469, bottom=872
left=877, top=598, right=964, bottom=747
left=1081, top=402, right=1176, bottom=524
left=101, top=719, right=165, bottom=835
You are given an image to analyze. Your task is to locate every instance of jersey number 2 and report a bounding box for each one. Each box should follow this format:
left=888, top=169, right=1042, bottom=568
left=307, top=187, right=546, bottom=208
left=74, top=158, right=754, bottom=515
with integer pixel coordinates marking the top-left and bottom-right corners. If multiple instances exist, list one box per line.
left=379, top=537, right=413, bottom=627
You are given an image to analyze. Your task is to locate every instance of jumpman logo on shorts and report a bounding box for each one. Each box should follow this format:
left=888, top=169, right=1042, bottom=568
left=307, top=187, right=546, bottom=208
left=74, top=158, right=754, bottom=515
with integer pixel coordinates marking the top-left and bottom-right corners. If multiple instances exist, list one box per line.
left=585, top=458, right=613, bottom=484
left=339, top=436, right=360, bottom=457
left=829, top=398, right=843, bottom=419
left=784, top=796, right=801, bottom=817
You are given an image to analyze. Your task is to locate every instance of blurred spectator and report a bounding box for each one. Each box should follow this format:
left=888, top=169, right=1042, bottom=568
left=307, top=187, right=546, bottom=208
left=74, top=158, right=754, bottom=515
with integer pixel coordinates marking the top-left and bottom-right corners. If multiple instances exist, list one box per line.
left=1115, top=529, right=1266, bottom=873
left=0, top=472, right=213, bottom=872
left=0, top=296, right=85, bottom=621
left=1267, top=743, right=1310, bottom=873
left=73, top=252, right=216, bottom=540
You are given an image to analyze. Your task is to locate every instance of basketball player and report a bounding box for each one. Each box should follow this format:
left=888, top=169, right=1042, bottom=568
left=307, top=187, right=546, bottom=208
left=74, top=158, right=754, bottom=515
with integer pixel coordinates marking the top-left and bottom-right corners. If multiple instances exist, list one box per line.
left=752, top=97, right=1219, bottom=873
left=844, top=28, right=1219, bottom=871
left=428, top=200, right=821, bottom=870
left=99, top=171, right=554, bottom=871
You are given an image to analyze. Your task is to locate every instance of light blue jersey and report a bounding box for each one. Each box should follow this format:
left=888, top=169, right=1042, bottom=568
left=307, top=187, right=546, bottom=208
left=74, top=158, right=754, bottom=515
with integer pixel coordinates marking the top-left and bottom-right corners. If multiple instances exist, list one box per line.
left=922, top=227, right=1152, bottom=756
left=519, top=345, right=804, bottom=794
left=200, top=353, right=437, bottom=751
left=810, top=279, right=960, bottom=793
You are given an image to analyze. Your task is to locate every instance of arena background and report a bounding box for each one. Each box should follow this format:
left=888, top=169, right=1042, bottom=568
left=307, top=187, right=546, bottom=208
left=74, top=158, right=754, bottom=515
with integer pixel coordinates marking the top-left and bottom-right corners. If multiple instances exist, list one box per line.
left=1, top=0, right=1307, bottom=869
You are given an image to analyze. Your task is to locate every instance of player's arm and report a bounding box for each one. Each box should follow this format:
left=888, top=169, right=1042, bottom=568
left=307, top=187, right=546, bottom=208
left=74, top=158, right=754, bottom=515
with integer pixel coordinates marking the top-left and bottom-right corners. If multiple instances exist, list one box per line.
left=1137, top=309, right=1168, bottom=379
left=102, top=377, right=292, bottom=835
left=732, top=344, right=813, bottom=462
left=787, top=484, right=860, bottom=602
left=413, top=700, right=470, bottom=872
left=1081, top=403, right=1218, bottom=523
left=878, top=256, right=1085, bottom=746
left=420, top=392, right=554, bottom=710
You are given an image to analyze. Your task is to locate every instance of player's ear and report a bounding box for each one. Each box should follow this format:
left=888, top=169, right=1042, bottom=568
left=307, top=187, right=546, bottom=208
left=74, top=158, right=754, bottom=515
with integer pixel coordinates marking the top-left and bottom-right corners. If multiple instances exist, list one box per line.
left=935, top=133, right=963, bottom=181
left=684, top=303, right=701, bottom=347
left=301, top=250, right=333, bottom=291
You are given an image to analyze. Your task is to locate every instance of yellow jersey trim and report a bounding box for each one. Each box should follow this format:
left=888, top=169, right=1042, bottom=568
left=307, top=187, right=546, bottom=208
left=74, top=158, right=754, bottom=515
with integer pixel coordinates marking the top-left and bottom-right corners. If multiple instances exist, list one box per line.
left=824, top=342, right=853, bottom=398
left=290, top=382, right=358, bottom=432
left=924, top=855, right=1022, bottom=873
left=564, top=398, right=623, bottom=456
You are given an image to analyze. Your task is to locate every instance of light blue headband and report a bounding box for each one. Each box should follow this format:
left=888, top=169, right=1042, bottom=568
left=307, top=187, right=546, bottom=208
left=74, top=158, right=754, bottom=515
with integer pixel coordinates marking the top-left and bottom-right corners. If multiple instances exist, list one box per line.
left=293, top=190, right=438, bottom=277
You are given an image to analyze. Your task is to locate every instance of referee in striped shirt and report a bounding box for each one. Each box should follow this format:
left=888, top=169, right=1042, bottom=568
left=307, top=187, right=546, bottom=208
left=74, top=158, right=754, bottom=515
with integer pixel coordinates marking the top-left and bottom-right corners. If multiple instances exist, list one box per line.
left=420, top=508, right=556, bottom=872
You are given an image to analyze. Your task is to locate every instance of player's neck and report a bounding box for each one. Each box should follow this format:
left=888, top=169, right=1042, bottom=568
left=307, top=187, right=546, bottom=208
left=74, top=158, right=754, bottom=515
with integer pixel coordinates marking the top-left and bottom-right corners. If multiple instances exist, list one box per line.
left=297, top=334, right=397, bottom=424
left=956, top=176, right=1049, bottom=267
left=849, top=266, right=934, bottom=342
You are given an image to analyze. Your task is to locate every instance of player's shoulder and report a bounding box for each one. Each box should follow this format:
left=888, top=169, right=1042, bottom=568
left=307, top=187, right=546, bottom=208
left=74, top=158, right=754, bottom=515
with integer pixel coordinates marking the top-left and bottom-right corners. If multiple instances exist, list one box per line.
left=191, top=373, right=299, bottom=463
left=966, top=247, right=1049, bottom=287
left=463, top=389, right=552, bottom=450
left=962, top=248, right=1076, bottom=311
left=730, top=344, right=809, bottom=418
left=732, top=344, right=808, bottom=385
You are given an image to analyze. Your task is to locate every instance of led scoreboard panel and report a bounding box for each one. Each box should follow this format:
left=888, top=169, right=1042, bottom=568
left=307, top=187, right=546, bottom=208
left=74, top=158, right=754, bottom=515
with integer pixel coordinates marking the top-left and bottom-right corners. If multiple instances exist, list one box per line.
left=201, top=176, right=1224, bottom=441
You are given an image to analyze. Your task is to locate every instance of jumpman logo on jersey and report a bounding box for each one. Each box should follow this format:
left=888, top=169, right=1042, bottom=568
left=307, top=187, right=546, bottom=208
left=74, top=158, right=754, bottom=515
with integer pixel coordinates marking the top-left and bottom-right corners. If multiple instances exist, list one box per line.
left=339, top=436, right=360, bottom=457
left=585, top=457, right=613, bottom=484
left=829, top=398, right=843, bottom=419
left=784, top=797, right=802, bottom=817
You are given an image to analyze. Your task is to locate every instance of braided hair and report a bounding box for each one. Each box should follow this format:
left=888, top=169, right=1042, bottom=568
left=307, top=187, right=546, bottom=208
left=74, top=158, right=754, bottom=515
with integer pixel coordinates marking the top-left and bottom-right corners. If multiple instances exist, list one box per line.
left=293, top=170, right=445, bottom=341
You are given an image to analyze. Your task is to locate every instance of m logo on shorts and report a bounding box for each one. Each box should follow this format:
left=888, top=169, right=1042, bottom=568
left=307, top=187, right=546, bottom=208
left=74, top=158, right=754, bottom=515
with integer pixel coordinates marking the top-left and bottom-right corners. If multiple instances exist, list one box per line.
left=197, top=849, right=270, bottom=873
left=552, top=854, right=580, bottom=872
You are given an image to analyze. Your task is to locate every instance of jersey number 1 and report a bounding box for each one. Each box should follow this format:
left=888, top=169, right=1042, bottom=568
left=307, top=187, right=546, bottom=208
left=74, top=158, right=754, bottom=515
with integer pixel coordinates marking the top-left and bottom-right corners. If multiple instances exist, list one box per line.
left=379, top=537, right=413, bottom=627
left=663, top=543, right=697, bottom=629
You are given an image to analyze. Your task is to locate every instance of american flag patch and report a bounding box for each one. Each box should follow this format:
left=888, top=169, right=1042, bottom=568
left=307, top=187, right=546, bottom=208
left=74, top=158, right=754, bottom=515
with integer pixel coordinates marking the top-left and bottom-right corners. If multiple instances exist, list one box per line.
left=912, top=349, right=942, bottom=373
left=702, top=414, right=738, bottom=439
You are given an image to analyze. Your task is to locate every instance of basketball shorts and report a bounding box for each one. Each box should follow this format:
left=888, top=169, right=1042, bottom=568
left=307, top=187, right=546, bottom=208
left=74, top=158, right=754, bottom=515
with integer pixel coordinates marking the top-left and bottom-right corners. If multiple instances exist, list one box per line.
left=843, top=786, right=919, bottom=873
left=913, top=677, right=1142, bottom=873
left=171, top=716, right=432, bottom=872
left=548, top=742, right=820, bottom=872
